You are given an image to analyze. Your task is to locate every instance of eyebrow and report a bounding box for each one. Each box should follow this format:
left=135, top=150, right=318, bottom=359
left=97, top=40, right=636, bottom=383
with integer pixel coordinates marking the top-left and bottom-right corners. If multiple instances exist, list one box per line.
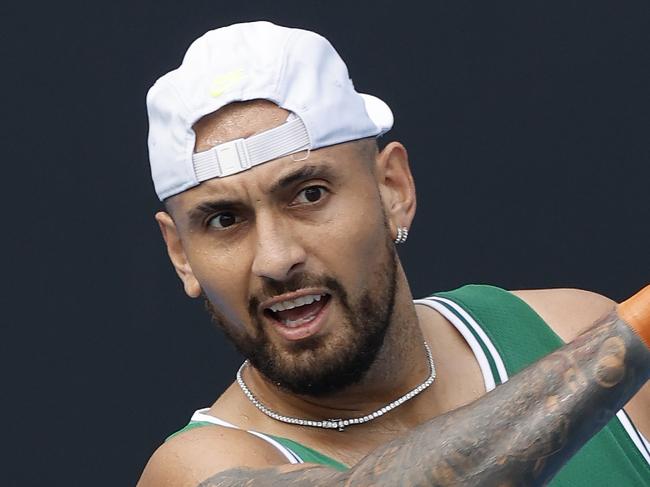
left=185, top=162, right=338, bottom=226
left=269, top=163, right=336, bottom=194
left=186, top=198, right=240, bottom=227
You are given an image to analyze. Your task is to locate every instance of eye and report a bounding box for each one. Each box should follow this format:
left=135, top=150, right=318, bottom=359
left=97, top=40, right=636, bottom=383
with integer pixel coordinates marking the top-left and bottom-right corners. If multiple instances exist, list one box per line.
left=293, top=185, right=327, bottom=205
left=207, top=212, right=241, bottom=229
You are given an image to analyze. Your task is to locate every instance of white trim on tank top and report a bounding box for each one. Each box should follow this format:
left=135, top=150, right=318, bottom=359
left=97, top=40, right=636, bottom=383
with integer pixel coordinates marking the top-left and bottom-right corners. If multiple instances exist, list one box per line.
left=191, top=408, right=304, bottom=464
left=415, top=297, right=501, bottom=392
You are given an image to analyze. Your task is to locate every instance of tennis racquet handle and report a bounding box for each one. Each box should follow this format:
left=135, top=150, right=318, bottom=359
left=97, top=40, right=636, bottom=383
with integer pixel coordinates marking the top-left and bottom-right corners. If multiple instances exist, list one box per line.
left=618, top=285, right=650, bottom=349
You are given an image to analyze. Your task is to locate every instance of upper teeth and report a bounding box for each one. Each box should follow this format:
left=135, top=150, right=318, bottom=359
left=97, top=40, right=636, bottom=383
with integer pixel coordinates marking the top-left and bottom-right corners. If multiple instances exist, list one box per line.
left=268, top=294, right=324, bottom=312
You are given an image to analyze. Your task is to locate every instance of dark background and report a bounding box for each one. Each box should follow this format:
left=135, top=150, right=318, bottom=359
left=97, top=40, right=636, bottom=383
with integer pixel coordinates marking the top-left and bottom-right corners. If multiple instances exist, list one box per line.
left=3, top=1, right=649, bottom=485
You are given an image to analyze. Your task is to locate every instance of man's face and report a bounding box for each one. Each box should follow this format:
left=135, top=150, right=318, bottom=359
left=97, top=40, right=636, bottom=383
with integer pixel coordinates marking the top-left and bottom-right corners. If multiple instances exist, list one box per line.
left=159, top=102, right=406, bottom=396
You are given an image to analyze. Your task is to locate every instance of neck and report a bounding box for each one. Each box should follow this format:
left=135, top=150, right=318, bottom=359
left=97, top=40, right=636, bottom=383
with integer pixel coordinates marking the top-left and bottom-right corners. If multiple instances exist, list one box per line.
left=244, top=268, right=431, bottom=422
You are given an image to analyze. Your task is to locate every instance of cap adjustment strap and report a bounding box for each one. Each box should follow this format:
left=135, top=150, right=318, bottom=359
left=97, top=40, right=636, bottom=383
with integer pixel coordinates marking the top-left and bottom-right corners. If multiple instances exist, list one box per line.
left=192, top=117, right=310, bottom=181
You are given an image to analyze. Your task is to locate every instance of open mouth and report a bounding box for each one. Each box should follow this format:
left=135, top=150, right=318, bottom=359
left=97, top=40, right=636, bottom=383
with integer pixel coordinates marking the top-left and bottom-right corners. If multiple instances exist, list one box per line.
left=264, top=293, right=331, bottom=328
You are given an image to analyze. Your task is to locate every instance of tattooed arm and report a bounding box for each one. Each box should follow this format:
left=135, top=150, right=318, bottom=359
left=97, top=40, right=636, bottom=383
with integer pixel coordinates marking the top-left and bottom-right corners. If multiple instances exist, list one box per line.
left=196, top=310, right=650, bottom=487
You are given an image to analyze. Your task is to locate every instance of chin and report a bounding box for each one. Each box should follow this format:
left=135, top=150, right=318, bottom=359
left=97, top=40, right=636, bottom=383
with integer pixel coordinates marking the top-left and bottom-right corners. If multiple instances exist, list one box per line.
left=251, top=313, right=391, bottom=397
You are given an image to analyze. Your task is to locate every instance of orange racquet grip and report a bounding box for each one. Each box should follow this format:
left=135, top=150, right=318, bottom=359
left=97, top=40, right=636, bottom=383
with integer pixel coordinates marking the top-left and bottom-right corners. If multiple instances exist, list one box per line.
left=618, top=285, right=650, bottom=349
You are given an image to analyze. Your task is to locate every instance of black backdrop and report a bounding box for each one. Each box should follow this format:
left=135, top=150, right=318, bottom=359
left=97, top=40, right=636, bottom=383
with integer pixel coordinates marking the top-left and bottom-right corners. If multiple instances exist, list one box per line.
left=4, top=1, right=649, bottom=485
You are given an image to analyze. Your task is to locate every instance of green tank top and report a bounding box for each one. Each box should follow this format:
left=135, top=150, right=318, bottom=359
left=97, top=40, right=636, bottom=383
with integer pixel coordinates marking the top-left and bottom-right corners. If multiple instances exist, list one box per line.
left=429, top=285, right=650, bottom=486
left=170, top=285, right=650, bottom=484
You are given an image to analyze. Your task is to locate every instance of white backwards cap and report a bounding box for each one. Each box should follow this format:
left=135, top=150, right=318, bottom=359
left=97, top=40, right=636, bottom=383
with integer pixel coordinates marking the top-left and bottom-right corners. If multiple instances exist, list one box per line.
left=146, top=21, right=394, bottom=200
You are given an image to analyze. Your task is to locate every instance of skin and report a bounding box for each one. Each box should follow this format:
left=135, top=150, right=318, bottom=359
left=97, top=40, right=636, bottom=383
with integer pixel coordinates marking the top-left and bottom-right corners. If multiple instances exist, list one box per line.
left=138, top=100, right=650, bottom=486
left=192, top=312, right=650, bottom=486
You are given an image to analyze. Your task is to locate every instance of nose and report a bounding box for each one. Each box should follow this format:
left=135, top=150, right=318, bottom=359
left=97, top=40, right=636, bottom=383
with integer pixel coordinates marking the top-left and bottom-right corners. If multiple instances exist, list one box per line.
left=250, top=214, right=307, bottom=281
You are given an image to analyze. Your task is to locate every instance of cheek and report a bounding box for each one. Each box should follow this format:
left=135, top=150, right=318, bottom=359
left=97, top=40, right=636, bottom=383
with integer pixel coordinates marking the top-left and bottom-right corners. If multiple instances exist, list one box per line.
left=313, top=189, right=388, bottom=283
left=185, top=238, right=253, bottom=325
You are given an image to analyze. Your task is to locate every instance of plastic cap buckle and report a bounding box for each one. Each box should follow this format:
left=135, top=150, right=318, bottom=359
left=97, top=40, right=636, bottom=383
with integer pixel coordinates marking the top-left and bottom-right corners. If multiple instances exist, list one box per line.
left=215, top=138, right=250, bottom=177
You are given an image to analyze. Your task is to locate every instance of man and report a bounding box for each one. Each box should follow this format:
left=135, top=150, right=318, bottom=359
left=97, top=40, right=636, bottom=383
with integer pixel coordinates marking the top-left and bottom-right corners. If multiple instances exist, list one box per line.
left=138, top=21, right=650, bottom=486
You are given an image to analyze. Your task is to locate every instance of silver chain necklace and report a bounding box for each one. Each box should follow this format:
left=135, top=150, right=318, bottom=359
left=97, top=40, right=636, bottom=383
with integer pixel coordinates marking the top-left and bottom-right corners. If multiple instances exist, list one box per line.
left=236, top=342, right=436, bottom=431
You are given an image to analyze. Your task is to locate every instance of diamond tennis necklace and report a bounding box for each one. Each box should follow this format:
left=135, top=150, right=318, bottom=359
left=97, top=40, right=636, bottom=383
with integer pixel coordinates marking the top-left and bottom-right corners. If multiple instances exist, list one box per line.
left=236, top=342, right=436, bottom=431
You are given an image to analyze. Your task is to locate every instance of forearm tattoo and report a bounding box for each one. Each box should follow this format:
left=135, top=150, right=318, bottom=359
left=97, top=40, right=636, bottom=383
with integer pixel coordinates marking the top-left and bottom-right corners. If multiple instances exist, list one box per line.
left=199, top=311, right=650, bottom=486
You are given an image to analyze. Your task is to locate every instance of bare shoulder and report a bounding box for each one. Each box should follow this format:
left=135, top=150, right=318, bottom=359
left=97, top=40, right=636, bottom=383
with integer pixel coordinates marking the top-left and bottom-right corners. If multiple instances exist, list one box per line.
left=510, top=288, right=615, bottom=342
left=136, top=424, right=291, bottom=487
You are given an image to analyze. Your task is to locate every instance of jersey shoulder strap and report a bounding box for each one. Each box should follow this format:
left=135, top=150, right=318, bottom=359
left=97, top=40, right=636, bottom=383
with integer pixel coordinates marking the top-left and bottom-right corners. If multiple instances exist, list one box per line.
left=166, top=409, right=348, bottom=471
left=268, top=435, right=348, bottom=471
left=434, top=284, right=563, bottom=372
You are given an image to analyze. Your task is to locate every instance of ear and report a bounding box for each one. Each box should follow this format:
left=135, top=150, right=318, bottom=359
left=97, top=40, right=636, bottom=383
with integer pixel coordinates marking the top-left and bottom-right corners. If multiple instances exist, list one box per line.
left=374, top=142, right=417, bottom=237
left=155, top=211, right=202, bottom=298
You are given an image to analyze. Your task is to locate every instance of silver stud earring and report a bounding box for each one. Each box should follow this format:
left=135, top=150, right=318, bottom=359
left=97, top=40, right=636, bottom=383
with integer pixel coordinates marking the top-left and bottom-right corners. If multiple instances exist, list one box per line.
left=394, top=226, right=409, bottom=244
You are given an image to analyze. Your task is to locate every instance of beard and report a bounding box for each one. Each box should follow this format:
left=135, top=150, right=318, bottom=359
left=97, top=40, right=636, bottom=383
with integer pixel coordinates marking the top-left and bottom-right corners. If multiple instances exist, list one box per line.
left=205, top=233, right=398, bottom=397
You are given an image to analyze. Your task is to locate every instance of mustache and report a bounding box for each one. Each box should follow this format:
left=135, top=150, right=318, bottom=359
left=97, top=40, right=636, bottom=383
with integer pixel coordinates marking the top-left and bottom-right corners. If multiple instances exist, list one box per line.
left=248, top=273, right=347, bottom=316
